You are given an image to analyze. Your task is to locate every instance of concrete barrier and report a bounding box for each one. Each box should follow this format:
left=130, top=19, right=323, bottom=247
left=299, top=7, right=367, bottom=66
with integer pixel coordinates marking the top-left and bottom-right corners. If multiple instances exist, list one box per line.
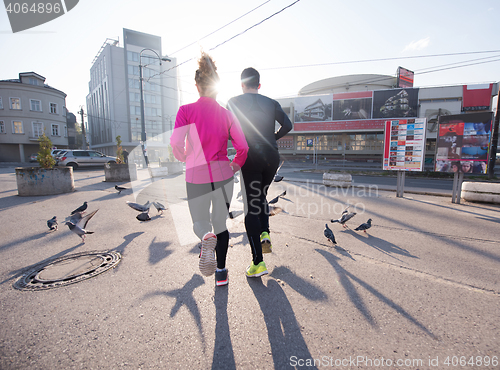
left=150, top=167, right=169, bottom=178
left=461, top=181, right=500, bottom=204
left=16, top=167, right=74, bottom=196
left=323, top=173, right=352, bottom=187
left=104, top=163, right=137, bottom=182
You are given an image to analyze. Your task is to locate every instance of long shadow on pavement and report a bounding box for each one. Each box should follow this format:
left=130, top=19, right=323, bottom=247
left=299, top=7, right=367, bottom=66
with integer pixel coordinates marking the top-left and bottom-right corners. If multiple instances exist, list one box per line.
left=143, top=274, right=206, bottom=351
left=211, top=285, right=236, bottom=370
left=343, top=229, right=419, bottom=264
left=248, top=278, right=318, bottom=370
left=270, top=266, right=327, bottom=302
left=1, top=243, right=82, bottom=286
left=316, top=249, right=437, bottom=339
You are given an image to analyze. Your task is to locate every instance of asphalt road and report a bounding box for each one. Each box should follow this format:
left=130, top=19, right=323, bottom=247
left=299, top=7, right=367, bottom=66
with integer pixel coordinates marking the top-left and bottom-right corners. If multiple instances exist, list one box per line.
left=279, top=167, right=455, bottom=193
left=0, top=166, right=499, bottom=369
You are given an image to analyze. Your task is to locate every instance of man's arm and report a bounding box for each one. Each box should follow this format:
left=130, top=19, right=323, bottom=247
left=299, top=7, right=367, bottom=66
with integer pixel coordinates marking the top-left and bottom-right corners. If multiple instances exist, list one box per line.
left=274, top=101, right=293, bottom=141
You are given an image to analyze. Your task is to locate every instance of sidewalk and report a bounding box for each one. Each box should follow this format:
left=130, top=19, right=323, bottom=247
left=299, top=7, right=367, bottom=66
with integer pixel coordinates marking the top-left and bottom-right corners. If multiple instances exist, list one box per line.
left=0, top=167, right=499, bottom=369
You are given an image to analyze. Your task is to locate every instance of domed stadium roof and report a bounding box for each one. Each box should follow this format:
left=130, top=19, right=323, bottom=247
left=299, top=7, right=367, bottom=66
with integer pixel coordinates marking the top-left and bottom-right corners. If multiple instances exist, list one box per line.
left=299, top=74, right=397, bottom=95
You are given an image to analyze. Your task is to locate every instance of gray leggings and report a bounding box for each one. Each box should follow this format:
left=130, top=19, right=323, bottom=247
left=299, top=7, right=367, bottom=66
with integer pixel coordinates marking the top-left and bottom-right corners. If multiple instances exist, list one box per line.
left=186, top=177, right=234, bottom=269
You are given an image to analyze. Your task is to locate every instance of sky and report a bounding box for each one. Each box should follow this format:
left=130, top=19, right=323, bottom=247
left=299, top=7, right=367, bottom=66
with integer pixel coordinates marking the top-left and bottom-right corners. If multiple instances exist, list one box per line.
left=1, top=0, right=499, bottom=118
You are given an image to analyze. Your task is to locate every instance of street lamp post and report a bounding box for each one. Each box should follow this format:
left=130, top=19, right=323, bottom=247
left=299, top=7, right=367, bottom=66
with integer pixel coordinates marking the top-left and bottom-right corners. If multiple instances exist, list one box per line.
left=139, top=48, right=170, bottom=167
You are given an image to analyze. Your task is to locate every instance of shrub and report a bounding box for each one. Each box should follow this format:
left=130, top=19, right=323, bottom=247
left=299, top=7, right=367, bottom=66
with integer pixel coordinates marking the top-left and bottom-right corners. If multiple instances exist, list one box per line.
left=37, top=133, right=56, bottom=169
left=116, top=135, right=124, bottom=164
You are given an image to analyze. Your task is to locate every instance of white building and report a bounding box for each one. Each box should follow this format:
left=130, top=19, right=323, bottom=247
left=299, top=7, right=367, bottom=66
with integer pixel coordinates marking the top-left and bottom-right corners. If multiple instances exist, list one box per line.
left=0, top=72, right=68, bottom=162
left=86, top=29, right=179, bottom=162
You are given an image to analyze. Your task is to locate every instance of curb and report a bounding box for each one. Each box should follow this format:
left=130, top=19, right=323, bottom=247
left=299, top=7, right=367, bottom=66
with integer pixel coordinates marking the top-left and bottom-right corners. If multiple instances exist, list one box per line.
left=284, top=178, right=452, bottom=198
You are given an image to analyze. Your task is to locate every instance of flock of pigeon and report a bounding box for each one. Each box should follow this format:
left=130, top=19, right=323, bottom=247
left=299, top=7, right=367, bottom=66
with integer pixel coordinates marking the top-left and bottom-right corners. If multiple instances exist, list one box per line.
left=46, top=201, right=99, bottom=243
left=47, top=163, right=370, bottom=247
left=324, top=206, right=373, bottom=245
left=46, top=185, right=166, bottom=243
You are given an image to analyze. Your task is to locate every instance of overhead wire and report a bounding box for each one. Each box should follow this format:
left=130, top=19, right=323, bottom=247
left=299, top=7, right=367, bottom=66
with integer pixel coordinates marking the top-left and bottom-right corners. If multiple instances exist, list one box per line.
left=170, top=0, right=271, bottom=56
left=148, top=0, right=302, bottom=81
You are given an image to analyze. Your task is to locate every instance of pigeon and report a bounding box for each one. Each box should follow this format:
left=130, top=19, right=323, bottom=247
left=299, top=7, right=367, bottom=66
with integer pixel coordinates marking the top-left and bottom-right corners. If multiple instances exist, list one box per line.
left=268, top=190, right=287, bottom=204
left=47, top=216, right=58, bottom=231
left=274, top=161, right=285, bottom=182
left=126, top=201, right=151, bottom=213
left=65, top=209, right=98, bottom=243
left=331, top=211, right=357, bottom=228
left=71, top=201, right=88, bottom=215
left=324, top=224, right=336, bottom=244
left=354, top=219, right=372, bottom=233
left=136, top=212, right=151, bottom=221
left=115, top=185, right=127, bottom=194
left=269, top=205, right=283, bottom=216
left=152, top=201, right=166, bottom=214
left=274, top=160, right=285, bottom=182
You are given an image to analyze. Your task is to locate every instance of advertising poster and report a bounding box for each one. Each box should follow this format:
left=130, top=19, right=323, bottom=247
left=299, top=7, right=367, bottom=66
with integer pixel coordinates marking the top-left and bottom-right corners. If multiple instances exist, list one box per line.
left=294, top=94, right=333, bottom=123
left=332, top=91, right=373, bottom=121
left=435, top=112, right=493, bottom=174
left=373, top=88, right=419, bottom=119
left=383, top=118, right=426, bottom=171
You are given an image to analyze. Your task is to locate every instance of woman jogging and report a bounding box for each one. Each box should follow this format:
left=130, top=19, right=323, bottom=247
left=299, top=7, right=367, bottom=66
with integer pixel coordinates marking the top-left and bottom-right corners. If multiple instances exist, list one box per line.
left=170, top=52, right=248, bottom=286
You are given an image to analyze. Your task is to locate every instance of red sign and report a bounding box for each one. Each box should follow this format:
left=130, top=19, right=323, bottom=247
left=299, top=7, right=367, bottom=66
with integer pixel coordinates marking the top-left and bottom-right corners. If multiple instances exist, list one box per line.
left=293, top=119, right=385, bottom=132
left=462, top=84, right=493, bottom=111
left=397, top=67, right=414, bottom=88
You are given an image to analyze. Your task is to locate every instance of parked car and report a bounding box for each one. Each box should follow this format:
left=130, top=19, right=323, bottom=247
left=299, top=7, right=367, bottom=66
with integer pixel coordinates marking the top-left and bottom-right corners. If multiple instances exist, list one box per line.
left=227, top=148, right=237, bottom=161
left=29, top=153, right=38, bottom=163
left=51, top=149, right=64, bottom=159
left=57, top=150, right=117, bottom=169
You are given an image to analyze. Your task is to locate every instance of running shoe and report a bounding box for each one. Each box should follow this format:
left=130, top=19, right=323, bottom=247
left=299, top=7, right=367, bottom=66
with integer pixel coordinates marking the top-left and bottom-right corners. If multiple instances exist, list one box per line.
left=246, top=261, right=268, bottom=277
left=260, top=231, right=272, bottom=253
left=215, top=268, right=229, bottom=286
left=199, top=232, right=217, bottom=276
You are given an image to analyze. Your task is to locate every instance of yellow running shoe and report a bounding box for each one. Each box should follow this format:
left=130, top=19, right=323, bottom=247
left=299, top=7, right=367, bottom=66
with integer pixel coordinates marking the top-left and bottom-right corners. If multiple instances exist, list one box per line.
left=246, top=261, right=268, bottom=277
left=260, top=232, right=272, bottom=253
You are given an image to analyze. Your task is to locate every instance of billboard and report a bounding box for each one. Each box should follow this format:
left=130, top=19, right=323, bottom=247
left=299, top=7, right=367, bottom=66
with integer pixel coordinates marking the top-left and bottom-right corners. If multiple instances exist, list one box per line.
left=434, top=112, right=493, bottom=174
left=332, top=91, right=373, bottom=121
left=294, top=95, right=332, bottom=123
left=383, top=118, right=426, bottom=171
left=373, top=88, right=419, bottom=119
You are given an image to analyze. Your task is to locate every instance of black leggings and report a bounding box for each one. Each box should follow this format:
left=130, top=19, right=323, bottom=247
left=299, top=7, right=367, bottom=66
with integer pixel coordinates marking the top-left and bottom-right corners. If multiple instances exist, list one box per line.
left=186, top=177, right=234, bottom=269
left=241, top=148, right=280, bottom=265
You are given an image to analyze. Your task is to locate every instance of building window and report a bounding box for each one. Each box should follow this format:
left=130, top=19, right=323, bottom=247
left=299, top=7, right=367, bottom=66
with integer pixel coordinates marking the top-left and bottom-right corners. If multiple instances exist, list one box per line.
left=145, top=107, right=160, bottom=117
left=129, top=92, right=140, bottom=102
left=10, top=97, right=21, bottom=110
left=52, top=124, right=59, bottom=136
left=129, top=78, right=140, bottom=89
left=130, top=105, right=141, bottom=115
left=29, top=78, right=38, bottom=86
left=127, top=65, right=139, bottom=76
left=30, top=99, right=42, bottom=112
left=145, top=94, right=157, bottom=104
left=64, top=125, right=68, bottom=137
left=127, top=51, right=139, bottom=62
left=0, top=121, right=5, bottom=133
left=12, top=121, right=24, bottom=134
left=50, top=102, right=58, bottom=114
left=32, top=122, right=44, bottom=137
left=0, top=97, right=3, bottom=109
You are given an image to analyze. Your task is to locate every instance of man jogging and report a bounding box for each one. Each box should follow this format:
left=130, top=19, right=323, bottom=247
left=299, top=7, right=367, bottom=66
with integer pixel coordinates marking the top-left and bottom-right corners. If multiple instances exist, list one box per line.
left=228, top=67, right=293, bottom=277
